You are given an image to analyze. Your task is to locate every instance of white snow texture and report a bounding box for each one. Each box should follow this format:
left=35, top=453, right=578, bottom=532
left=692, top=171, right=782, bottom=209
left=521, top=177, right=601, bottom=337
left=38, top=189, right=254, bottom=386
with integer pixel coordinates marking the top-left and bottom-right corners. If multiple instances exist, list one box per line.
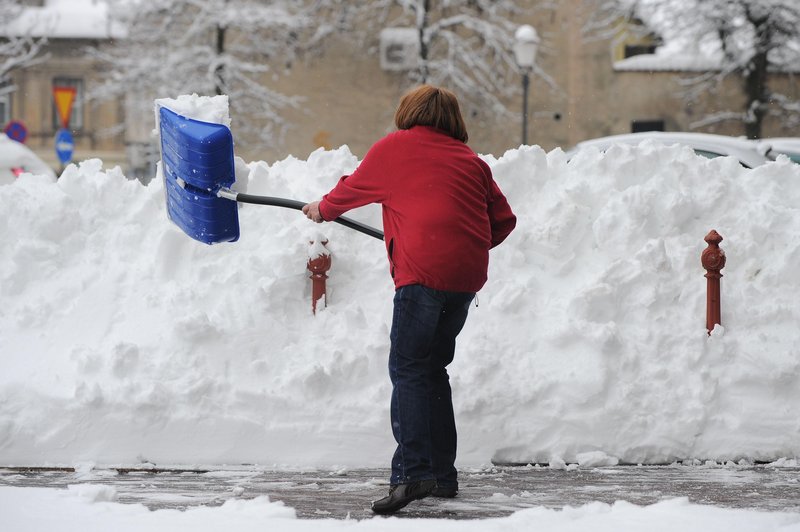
left=1, top=99, right=799, bottom=470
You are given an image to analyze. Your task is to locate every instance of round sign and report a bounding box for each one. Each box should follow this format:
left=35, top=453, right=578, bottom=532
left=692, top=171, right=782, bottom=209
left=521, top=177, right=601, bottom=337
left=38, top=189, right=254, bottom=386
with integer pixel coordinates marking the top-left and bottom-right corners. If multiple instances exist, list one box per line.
left=55, top=128, right=75, bottom=164
left=3, top=120, right=28, bottom=143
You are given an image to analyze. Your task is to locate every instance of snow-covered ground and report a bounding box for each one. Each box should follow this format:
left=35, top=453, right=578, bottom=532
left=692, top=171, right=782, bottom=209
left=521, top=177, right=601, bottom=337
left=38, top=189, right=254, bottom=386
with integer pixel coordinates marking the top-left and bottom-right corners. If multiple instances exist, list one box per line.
left=1, top=96, right=799, bottom=528
left=4, top=484, right=800, bottom=532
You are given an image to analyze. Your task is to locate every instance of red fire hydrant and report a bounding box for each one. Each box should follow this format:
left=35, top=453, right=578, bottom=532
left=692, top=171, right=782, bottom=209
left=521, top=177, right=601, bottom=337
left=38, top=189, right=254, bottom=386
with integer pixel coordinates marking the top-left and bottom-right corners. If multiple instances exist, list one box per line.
left=307, top=238, right=331, bottom=314
left=701, top=230, right=726, bottom=335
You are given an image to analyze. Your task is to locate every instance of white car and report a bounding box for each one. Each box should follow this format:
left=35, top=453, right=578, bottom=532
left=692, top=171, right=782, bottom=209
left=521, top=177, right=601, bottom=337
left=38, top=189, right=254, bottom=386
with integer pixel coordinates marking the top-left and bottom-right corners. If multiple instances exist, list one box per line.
left=565, top=131, right=771, bottom=168
left=0, top=133, right=57, bottom=184
left=756, top=138, right=800, bottom=164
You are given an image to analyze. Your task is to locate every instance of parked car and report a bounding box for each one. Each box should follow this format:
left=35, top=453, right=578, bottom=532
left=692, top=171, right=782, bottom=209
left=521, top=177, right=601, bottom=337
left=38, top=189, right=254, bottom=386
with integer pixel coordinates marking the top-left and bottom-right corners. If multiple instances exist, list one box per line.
left=0, top=133, right=57, bottom=184
left=756, top=138, right=800, bottom=164
left=565, top=131, right=771, bottom=168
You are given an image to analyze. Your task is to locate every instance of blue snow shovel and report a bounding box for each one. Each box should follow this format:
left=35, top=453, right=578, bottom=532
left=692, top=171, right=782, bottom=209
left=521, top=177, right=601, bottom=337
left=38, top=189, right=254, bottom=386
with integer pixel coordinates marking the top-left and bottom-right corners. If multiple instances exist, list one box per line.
left=158, top=107, right=384, bottom=245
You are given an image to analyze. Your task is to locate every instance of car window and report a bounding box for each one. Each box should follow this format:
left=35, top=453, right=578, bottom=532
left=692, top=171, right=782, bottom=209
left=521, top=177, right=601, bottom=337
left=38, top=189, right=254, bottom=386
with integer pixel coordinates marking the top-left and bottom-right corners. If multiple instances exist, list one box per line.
left=765, top=151, right=800, bottom=163
left=693, top=149, right=724, bottom=160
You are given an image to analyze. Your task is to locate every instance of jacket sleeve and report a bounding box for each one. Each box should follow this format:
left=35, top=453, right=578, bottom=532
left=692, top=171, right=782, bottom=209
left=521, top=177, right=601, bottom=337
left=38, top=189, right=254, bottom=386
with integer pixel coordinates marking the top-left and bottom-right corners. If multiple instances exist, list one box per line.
left=318, top=137, right=392, bottom=221
left=487, top=178, right=516, bottom=249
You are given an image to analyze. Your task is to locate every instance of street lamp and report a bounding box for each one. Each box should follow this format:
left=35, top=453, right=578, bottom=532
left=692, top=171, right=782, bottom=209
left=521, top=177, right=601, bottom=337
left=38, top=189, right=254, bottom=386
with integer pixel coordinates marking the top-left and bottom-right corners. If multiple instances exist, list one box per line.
left=514, top=24, right=540, bottom=146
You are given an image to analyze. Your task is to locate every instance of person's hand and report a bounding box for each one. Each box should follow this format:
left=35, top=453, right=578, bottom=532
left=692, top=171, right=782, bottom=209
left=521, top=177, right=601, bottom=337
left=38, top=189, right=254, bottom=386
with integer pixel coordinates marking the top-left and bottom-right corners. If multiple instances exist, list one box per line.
left=302, top=201, right=324, bottom=223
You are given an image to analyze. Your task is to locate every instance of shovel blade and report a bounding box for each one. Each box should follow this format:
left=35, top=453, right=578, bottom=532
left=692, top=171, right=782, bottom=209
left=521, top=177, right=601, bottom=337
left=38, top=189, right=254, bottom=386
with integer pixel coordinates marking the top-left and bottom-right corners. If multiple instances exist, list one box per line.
left=158, top=107, right=239, bottom=244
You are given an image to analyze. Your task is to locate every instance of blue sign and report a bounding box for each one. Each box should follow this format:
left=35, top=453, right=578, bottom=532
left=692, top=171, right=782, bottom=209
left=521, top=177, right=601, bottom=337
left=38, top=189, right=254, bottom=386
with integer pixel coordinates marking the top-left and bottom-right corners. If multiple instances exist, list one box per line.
left=4, top=120, right=28, bottom=143
left=55, top=128, right=74, bottom=164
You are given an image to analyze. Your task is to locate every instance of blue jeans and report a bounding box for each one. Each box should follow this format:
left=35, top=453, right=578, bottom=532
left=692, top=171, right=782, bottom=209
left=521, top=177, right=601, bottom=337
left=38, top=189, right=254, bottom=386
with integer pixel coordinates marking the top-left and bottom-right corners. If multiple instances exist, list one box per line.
left=388, top=284, right=475, bottom=486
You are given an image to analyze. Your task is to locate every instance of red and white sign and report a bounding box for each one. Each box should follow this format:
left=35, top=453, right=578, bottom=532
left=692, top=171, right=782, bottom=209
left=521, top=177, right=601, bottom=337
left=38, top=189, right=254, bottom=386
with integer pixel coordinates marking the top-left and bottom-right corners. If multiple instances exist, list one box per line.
left=3, top=120, right=28, bottom=143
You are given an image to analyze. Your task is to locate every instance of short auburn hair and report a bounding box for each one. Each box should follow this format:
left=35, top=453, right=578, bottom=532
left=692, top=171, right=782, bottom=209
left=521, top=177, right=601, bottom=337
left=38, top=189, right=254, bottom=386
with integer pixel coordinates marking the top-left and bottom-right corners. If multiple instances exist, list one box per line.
left=394, top=85, right=469, bottom=143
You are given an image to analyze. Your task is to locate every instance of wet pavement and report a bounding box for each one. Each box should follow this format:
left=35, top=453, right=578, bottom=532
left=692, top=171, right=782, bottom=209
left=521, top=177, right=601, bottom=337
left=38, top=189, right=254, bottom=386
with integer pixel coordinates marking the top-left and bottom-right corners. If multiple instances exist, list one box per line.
left=1, top=464, right=798, bottom=519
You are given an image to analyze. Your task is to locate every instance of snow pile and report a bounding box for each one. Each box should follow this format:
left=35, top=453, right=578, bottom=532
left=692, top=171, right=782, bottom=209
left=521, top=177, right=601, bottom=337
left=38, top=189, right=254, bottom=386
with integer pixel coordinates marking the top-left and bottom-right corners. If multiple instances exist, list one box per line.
left=1, top=127, right=799, bottom=468
left=4, top=486, right=800, bottom=532
left=478, top=143, right=800, bottom=465
left=154, top=94, right=232, bottom=129
left=66, top=483, right=119, bottom=503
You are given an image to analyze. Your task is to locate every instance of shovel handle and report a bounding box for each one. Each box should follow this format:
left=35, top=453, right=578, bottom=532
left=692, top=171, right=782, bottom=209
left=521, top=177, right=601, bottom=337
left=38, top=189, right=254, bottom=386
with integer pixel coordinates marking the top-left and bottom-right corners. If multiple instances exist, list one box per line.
left=218, top=189, right=384, bottom=241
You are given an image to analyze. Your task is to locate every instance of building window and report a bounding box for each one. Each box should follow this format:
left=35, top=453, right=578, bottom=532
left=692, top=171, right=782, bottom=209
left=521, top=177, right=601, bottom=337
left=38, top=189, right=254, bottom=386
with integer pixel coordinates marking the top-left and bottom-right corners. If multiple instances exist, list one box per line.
left=52, top=77, right=84, bottom=131
left=631, top=119, right=665, bottom=133
left=613, top=17, right=662, bottom=62
left=0, top=96, right=9, bottom=127
left=379, top=28, right=420, bottom=71
left=624, top=44, right=658, bottom=58
left=0, top=80, right=10, bottom=127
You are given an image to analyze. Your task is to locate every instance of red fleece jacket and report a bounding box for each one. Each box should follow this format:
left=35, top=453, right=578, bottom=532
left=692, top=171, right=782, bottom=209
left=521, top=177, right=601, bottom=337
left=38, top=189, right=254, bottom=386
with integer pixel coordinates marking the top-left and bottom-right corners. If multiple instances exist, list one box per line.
left=319, top=126, right=516, bottom=292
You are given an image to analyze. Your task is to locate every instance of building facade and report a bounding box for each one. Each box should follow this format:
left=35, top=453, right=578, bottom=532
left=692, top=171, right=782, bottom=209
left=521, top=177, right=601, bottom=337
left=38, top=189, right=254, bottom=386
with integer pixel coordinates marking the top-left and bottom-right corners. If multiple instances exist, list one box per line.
left=1, top=0, right=797, bottom=177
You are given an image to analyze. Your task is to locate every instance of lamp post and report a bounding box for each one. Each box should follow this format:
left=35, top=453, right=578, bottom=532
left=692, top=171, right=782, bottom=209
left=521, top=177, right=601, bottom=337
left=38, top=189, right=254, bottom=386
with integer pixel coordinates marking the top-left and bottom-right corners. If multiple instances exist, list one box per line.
left=514, top=24, right=540, bottom=146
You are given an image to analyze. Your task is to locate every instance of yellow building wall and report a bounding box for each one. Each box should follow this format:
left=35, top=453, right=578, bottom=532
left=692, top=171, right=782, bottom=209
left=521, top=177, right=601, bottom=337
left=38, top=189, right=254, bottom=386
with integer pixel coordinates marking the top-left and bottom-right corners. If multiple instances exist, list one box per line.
left=5, top=0, right=798, bottom=176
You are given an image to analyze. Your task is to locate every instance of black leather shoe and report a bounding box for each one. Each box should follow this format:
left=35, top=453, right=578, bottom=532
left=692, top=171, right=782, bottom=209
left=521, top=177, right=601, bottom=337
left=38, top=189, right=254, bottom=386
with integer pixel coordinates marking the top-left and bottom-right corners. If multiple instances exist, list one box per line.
left=431, top=485, right=458, bottom=498
left=371, top=479, right=436, bottom=514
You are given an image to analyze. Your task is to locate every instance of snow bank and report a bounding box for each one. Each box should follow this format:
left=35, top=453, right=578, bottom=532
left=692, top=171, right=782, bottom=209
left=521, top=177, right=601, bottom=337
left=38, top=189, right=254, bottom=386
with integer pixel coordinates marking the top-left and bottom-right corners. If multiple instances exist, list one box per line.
left=1, top=136, right=799, bottom=468
left=4, top=486, right=800, bottom=532
left=154, top=94, right=232, bottom=129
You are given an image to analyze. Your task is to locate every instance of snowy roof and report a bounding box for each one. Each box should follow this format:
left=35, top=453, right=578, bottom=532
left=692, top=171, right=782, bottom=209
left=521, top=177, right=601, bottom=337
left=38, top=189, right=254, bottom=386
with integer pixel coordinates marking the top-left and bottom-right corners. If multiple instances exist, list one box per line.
left=614, top=54, right=716, bottom=72
left=614, top=50, right=800, bottom=73
left=0, top=0, right=125, bottom=40
left=614, top=9, right=800, bottom=74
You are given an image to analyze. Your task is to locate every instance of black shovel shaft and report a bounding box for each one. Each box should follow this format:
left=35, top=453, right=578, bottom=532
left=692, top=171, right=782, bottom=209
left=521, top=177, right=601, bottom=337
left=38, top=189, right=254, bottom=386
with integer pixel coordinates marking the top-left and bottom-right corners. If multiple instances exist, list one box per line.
left=230, top=191, right=385, bottom=241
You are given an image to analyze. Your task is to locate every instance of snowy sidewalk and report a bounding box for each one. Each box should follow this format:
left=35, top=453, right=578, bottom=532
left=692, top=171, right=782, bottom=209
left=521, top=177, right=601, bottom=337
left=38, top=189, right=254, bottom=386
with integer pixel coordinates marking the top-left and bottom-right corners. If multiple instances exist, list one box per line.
left=2, top=464, right=798, bottom=519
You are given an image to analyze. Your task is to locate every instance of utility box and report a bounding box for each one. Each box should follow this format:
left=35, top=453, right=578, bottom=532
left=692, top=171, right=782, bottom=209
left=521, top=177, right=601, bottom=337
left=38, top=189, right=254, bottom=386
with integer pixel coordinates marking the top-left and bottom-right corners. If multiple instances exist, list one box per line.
left=379, top=28, right=420, bottom=71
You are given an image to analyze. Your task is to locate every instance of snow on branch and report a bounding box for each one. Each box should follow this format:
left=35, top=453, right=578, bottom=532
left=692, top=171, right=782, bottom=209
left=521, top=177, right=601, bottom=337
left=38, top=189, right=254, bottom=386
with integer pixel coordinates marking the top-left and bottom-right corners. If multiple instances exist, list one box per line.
left=0, top=2, right=48, bottom=89
left=589, top=0, right=800, bottom=138
left=90, top=0, right=316, bottom=149
left=336, top=0, right=555, bottom=121
left=689, top=111, right=749, bottom=130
